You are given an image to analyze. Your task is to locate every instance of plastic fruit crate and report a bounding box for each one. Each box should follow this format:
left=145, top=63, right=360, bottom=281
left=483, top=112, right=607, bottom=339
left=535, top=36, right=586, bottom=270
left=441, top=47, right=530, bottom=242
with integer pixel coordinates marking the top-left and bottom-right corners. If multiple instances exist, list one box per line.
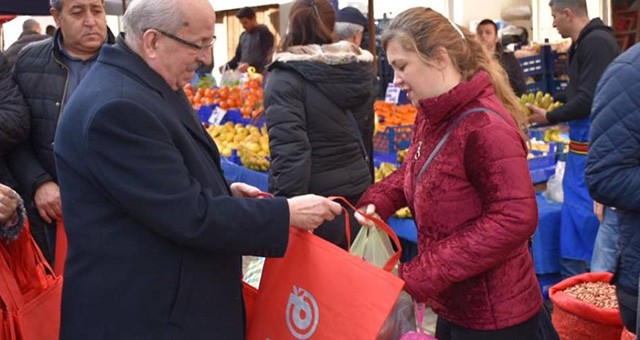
left=373, top=125, right=413, bottom=155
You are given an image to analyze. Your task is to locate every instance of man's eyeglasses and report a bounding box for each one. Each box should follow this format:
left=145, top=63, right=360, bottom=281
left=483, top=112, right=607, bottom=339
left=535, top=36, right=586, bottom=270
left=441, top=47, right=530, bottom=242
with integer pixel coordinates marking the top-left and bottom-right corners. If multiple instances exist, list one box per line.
left=149, top=28, right=216, bottom=53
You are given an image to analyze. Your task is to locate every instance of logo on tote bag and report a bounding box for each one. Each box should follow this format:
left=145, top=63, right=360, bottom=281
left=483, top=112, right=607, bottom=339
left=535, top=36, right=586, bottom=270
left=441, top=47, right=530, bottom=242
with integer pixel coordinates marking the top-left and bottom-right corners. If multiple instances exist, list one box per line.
left=285, top=286, right=319, bottom=339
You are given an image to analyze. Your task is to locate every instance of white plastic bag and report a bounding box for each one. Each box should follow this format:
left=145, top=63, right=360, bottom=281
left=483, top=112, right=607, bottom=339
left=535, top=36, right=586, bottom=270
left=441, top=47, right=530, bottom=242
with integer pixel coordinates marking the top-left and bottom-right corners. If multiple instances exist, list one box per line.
left=544, top=160, right=565, bottom=203
left=350, top=225, right=396, bottom=273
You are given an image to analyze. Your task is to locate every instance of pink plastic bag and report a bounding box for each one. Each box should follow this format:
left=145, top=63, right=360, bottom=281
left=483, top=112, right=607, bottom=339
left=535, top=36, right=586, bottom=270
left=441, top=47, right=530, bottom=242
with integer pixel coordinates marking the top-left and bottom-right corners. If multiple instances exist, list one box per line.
left=399, top=302, right=438, bottom=340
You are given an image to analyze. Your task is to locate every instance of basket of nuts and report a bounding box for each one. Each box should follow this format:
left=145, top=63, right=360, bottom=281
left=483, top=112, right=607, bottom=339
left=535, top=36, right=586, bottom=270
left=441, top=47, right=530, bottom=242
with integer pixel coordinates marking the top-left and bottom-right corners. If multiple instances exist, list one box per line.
left=549, top=272, right=623, bottom=340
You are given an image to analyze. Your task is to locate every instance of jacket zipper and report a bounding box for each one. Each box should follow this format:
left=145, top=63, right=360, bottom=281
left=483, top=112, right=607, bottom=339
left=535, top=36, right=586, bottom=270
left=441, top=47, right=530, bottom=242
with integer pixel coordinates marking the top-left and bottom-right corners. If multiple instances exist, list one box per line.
left=53, top=53, right=70, bottom=122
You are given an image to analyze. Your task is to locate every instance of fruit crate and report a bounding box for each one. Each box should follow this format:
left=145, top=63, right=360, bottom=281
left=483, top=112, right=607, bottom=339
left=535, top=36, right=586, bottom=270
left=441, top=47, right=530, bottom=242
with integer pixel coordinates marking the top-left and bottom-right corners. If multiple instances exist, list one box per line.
left=526, top=80, right=547, bottom=94
left=519, top=54, right=546, bottom=77
left=373, top=124, right=413, bottom=155
left=550, top=79, right=568, bottom=96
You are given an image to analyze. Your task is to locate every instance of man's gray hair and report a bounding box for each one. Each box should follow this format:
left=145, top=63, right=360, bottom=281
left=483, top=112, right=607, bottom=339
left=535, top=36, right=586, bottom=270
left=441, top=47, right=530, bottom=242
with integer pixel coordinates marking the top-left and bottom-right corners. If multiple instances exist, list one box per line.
left=334, top=22, right=364, bottom=42
left=549, top=0, right=589, bottom=16
left=49, top=0, right=63, bottom=11
left=50, top=0, right=105, bottom=12
left=123, top=0, right=186, bottom=41
left=22, top=19, right=41, bottom=32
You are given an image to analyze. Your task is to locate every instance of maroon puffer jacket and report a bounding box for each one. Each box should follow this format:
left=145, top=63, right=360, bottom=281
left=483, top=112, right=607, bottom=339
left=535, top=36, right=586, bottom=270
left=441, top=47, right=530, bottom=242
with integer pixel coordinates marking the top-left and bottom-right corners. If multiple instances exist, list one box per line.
left=359, top=72, right=541, bottom=330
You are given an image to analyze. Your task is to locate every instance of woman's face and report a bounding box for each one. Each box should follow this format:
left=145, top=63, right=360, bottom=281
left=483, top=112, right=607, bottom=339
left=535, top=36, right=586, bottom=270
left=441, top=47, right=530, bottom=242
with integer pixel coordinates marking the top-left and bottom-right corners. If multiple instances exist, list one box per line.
left=386, top=39, right=443, bottom=104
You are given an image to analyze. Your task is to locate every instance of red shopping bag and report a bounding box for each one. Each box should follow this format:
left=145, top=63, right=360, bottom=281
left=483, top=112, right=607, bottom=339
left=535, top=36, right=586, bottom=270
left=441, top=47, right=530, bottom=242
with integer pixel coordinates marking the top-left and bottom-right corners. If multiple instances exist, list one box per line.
left=247, top=198, right=405, bottom=340
left=54, top=220, right=67, bottom=276
left=243, top=282, right=258, bottom=333
left=0, top=221, right=63, bottom=340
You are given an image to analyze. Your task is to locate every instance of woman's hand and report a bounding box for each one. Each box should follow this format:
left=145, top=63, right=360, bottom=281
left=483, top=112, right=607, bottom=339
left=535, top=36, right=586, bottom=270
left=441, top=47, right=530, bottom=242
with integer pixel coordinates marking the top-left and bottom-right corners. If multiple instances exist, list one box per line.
left=0, top=184, right=20, bottom=226
left=355, top=204, right=381, bottom=226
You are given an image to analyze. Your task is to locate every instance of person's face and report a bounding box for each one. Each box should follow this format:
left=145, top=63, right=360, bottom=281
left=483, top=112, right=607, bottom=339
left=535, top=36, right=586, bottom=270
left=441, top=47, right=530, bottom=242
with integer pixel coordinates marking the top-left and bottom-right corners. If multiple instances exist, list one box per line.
left=240, top=18, right=256, bottom=32
left=386, top=39, right=443, bottom=104
left=50, top=0, right=107, bottom=57
left=551, top=6, right=571, bottom=38
left=353, top=30, right=363, bottom=47
left=151, top=9, right=216, bottom=90
left=476, top=24, right=498, bottom=52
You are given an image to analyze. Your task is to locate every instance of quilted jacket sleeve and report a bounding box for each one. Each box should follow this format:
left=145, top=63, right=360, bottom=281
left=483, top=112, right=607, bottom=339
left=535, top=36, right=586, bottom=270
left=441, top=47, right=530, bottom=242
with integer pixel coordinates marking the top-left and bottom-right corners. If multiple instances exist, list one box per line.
left=0, top=52, right=29, bottom=155
left=264, top=70, right=311, bottom=197
left=357, top=165, right=407, bottom=221
left=586, top=46, right=640, bottom=211
left=400, top=123, right=538, bottom=300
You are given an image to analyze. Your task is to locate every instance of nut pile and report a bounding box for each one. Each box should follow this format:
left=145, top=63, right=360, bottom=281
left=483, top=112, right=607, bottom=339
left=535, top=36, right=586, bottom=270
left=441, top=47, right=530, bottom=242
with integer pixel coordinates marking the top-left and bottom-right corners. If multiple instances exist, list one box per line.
left=563, top=282, right=619, bottom=309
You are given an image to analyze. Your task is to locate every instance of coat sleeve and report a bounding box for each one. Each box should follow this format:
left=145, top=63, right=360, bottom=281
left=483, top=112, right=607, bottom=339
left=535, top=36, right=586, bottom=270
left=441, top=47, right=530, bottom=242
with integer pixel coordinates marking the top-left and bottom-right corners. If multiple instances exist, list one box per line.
left=399, top=124, right=537, bottom=300
left=0, top=52, right=29, bottom=155
left=547, top=35, right=619, bottom=123
left=265, top=72, right=312, bottom=197
left=502, top=52, right=527, bottom=97
left=226, top=34, right=243, bottom=70
left=259, top=28, right=275, bottom=60
left=586, top=57, right=640, bottom=211
left=82, top=100, right=290, bottom=255
left=357, top=165, right=407, bottom=221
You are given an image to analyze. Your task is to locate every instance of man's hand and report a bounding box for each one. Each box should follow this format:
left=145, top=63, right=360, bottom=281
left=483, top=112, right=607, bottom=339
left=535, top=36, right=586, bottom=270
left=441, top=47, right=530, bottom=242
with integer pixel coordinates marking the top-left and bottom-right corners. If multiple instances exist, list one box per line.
left=594, top=201, right=605, bottom=223
left=230, top=182, right=262, bottom=198
left=355, top=204, right=381, bottom=227
left=34, top=181, right=62, bottom=223
left=287, top=195, right=343, bottom=231
left=0, top=183, right=20, bottom=225
left=527, top=104, right=549, bottom=125
left=237, top=63, right=250, bottom=73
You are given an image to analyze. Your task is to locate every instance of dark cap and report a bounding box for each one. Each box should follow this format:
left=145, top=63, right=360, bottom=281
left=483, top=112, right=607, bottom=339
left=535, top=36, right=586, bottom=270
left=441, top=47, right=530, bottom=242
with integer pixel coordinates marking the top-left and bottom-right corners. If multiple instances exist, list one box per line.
left=336, top=7, right=367, bottom=28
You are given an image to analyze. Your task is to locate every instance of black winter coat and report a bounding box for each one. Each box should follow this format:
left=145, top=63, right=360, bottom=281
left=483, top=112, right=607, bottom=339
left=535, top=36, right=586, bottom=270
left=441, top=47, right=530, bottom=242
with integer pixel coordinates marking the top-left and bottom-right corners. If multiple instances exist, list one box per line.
left=0, top=52, right=29, bottom=189
left=8, top=29, right=115, bottom=198
left=55, top=38, right=290, bottom=340
left=265, top=41, right=376, bottom=248
left=3, top=31, right=49, bottom=67
left=547, top=18, right=619, bottom=123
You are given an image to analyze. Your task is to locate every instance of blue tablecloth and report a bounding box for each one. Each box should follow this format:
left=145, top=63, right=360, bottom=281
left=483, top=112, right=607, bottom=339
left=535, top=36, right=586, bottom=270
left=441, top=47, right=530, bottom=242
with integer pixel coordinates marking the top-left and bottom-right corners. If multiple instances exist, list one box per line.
left=220, top=162, right=562, bottom=275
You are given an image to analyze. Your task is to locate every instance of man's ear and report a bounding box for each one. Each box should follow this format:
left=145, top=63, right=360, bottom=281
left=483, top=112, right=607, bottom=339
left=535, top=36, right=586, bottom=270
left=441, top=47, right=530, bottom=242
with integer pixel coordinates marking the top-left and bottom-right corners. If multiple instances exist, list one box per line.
left=50, top=7, right=61, bottom=26
left=141, top=30, right=160, bottom=59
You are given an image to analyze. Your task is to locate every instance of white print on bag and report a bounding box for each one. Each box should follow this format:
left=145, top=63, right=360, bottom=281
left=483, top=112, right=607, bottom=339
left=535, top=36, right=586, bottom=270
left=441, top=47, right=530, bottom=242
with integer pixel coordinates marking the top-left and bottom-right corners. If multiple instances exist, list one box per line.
left=285, top=286, right=319, bottom=339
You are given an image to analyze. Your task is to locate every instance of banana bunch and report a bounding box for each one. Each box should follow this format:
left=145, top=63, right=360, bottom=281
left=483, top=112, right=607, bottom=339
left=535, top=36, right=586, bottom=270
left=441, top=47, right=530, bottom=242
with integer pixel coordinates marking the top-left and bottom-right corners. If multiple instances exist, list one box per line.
left=543, top=127, right=567, bottom=143
left=374, top=162, right=397, bottom=183
left=519, top=91, right=563, bottom=116
left=396, top=148, right=408, bottom=164
left=394, top=207, right=412, bottom=219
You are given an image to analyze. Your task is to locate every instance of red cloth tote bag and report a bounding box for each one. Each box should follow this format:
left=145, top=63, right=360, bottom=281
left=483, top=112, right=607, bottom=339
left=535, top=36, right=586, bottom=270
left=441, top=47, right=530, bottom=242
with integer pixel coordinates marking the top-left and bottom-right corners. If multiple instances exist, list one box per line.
left=0, top=221, right=63, bottom=340
left=247, top=197, right=405, bottom=339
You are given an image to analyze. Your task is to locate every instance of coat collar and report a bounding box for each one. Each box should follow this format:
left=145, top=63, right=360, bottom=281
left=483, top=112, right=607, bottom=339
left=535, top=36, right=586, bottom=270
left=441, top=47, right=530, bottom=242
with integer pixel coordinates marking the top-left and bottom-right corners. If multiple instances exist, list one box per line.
left=272, top=40, right=373, bottom=65
left=98, top=35, right=221, bottom=165
left=417, top=71, right=494, bottom=127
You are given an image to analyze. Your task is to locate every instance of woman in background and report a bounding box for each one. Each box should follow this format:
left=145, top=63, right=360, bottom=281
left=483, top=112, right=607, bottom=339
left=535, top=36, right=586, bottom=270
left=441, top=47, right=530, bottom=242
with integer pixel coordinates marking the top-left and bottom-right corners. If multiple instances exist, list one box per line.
left=265, top=0, right=377, bottom=249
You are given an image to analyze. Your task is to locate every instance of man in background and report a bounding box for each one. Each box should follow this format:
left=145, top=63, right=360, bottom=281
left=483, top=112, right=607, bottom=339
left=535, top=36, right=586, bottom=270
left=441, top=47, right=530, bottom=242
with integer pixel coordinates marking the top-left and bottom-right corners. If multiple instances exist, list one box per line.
left=222, top=6, right=274, bottom=73
left=4, top=19, right=48, bottom=66
left=8, top=0, right=113, bottom=264
left=528, top=0, right=619, bottom=278
left=335, top=6, right=367, bottom=47
left=45, top=25, right=56, bottom=36
left=476, top=19, right=527, bottom=96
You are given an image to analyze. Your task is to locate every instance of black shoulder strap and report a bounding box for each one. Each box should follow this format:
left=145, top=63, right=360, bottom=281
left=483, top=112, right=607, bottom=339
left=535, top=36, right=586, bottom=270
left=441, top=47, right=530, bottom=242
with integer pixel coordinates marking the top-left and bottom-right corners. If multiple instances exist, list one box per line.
left=415, top=107, right=506, bottom=184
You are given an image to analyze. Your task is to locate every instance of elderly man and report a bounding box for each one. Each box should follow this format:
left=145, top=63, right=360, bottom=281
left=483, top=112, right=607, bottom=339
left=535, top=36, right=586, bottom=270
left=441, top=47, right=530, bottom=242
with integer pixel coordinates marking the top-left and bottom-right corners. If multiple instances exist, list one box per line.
left=54, top=0, right=342, bottom=338
left=335, top=6, right=367, bottom=47
left=8, top=0, right=113, bottom=264
left=4, top=19, right=48, bottom=66
left=527, top=0, right=619, bottom=279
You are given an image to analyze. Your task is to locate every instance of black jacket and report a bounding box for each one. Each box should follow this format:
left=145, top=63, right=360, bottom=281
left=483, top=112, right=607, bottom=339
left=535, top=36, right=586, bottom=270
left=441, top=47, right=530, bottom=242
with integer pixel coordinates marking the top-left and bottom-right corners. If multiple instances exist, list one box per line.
left=8, top=29, right=115, bottom=199
left=3, top=31, right=49, bottom=67
left=497, top=49, right=527, bottom=96
left=0, top=52, right=29, bottom=189
left=226, top=24, right=274, bottom=74
left=55, top=37, right=290, bottom=340
left=265, top=41, right=376, bottom=199
left=265, top=42, right=376, bottom=248
left=547, top=18, right=619, bottom=123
